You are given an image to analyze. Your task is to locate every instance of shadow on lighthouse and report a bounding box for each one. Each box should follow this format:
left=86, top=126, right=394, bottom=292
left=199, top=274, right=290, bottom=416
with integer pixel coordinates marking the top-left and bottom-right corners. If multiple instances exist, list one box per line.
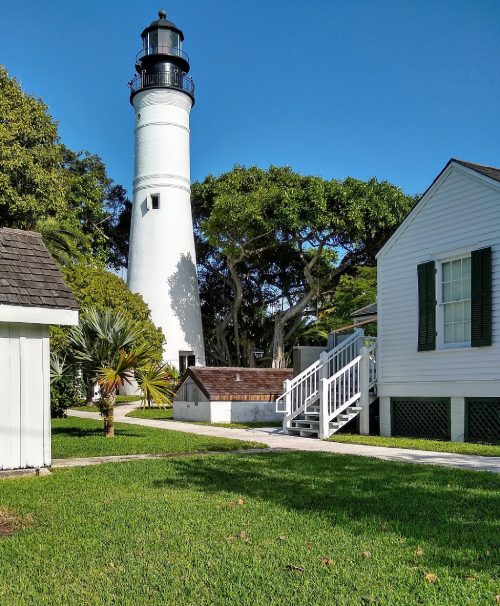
left=167, top=253, right=204, bottom=357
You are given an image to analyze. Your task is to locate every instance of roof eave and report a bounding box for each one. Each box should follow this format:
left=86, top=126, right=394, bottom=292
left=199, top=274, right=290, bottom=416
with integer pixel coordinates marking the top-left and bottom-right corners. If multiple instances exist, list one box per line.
left=376, top=159, right=500, bottom=261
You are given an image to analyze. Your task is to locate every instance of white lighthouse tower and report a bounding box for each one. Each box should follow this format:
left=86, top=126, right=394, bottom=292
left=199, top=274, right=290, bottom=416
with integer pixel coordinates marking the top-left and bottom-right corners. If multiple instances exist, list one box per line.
left=127, top=9, right=205, bottom=371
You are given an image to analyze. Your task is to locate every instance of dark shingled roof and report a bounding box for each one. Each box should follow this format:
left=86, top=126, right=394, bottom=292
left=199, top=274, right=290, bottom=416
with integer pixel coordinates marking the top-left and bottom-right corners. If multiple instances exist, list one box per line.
left=453, top=159, right=500, bottom=184
left=0, top=228, right=79, bottom=311
left=351, top=302, right=377, bottom=318
left=186, top=367, right=293, bottom=402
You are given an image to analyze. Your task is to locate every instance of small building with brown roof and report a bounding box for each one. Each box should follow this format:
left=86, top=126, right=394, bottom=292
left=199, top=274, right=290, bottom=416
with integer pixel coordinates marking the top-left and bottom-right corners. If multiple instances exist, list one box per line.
left=173, top=366, right=293, bottom=424
left=0, top=228, right=79, bottom=473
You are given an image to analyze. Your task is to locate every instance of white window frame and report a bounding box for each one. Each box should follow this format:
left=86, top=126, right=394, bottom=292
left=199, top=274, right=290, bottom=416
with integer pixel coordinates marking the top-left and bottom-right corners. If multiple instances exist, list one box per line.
left=436, top=252, right=472, bottom=350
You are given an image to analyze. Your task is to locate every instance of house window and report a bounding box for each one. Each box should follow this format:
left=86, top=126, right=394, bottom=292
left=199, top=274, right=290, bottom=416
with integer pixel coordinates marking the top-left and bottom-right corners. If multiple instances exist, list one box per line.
left=441, top=256, right=471, bottom=345
left=418, top=247, right=491, bottom=352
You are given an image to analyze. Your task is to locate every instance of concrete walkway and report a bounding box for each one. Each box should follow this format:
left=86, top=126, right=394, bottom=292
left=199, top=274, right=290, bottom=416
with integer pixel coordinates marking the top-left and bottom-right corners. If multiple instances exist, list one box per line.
left=67, top=408, right=500, bottom=474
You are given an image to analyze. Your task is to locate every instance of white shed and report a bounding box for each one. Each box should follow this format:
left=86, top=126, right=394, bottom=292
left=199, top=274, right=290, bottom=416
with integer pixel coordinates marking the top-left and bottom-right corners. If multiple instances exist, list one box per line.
left=173, top=367, right=292, bottom=424
left=0, top=228, right=79, bottom=473
left=377, top=159, right=500, bottom=442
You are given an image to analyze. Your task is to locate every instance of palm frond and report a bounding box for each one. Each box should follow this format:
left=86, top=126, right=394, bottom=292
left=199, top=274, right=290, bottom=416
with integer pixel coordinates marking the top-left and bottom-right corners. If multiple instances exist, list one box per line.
left=50, top=353, right=68, bottom=385
left=98, top=349, right=137, bottom=395
left=135, top=362, right=176, bottom=408
left=36, top=218, right=89, bottom=266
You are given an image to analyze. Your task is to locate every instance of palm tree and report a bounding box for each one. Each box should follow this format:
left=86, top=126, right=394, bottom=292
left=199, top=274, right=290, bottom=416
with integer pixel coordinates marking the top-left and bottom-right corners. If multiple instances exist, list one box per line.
left=135, top=362, right=178, bottom=409
left=98, top=349, right=138, bottom=436
left=67, top=308, right=143, bottom=437
left=35, top=217, right=89, bottom=266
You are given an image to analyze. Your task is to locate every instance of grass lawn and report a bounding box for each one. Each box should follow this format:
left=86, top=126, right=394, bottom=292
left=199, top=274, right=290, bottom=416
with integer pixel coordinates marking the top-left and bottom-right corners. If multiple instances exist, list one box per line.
left=51, top=417, right=265, bottom=459
left=1, top=452, right=499, bottom=605
left=329, top=433, right=500, bottom=458
left=126, top=406, right=282, bottom=429
left=126, top=406, right=175, bottom=420
left=68, top=404, right=100, bottom=413
left=115, top=394, right=142, bottom=403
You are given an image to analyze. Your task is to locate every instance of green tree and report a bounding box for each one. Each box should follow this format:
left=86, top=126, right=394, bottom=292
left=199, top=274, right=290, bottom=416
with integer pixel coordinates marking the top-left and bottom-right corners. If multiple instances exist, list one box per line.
left=193, top=166, right=414, bottom=367
left=59, top=265, right=164, bottom=362
left=0, top=66, right=130, bottom=268
left=135, top=362, right=178, bottom=409
left=0, top=66, right=67, bottom=228
left=67, top=309, right=143, bottom=437
left=316, top=266, right=377, bottom=336
left=35, top=217, right=89, bottom=266
left=65, top=309, right=173, bottom=436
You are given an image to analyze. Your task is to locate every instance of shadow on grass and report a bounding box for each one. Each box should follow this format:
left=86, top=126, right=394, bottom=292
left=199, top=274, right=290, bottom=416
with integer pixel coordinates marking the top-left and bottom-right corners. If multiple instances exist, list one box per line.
left=51, top=426, right=144, bottom=439
left=153, top=451, right=500, bottom=572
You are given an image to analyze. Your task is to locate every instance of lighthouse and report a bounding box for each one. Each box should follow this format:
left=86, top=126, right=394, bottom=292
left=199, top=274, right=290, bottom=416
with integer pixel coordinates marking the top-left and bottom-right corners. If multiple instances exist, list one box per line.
left=127, top=9, right=205, bottom=371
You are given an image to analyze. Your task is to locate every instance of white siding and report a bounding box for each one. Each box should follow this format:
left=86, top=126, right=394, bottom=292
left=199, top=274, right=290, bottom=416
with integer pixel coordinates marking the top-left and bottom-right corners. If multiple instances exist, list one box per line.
left=378, top=166, right=500, bottom=392
left=0, top=323, right=51, bottom=470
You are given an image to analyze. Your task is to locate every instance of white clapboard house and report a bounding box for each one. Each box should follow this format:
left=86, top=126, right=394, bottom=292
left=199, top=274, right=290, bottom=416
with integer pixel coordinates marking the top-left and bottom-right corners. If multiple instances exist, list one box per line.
left=0, top=228, right=79, bottom=473
left=277, top=159, right=500, bottom=443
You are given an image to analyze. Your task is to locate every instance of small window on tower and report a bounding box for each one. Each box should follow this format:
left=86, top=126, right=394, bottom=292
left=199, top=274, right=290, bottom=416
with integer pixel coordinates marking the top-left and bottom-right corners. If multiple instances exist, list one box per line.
left=148, top=194, right=160, bottom=210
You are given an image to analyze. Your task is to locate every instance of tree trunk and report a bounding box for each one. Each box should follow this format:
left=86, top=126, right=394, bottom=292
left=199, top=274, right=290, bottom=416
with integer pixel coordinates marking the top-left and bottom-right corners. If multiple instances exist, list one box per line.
left=102, top=393, right=115, bottom=437
left=228, top=259, right=244, bottom=366
left=213, top=254, right=244, bottom=366
left=271, top=244, right=323, bottom=368
left=85, top=379, right=95, bottom=406
left=271, top=318, right=287, bottom=368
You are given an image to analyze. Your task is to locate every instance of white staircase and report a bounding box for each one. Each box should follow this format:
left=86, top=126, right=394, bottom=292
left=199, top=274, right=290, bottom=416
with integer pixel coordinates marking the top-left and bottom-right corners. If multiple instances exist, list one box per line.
left=276, top=330, right=377, bottom=439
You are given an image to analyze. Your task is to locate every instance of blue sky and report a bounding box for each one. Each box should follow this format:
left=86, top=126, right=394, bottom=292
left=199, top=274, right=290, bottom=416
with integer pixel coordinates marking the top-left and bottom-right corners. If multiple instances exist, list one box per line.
left=1, top=0, right=499, bottom=196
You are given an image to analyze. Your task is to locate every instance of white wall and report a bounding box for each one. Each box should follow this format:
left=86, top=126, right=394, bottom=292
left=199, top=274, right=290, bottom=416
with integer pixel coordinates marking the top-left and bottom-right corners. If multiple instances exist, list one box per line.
left=210, top=401, right=282, bottom=424
left=127, top=88, right=205, bottom=369
left=378, top=165, right=500, bottom=398
left=0, top=323, right=51, bottom=470
left=173, top=400, right=282, bottom=423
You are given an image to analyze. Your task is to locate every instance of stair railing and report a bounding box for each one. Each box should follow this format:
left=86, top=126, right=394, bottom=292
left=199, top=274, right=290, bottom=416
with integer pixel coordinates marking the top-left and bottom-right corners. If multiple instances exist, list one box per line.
left=319, top=339, right=377, bottom=438
left=276, top=329, right=365, bottom=427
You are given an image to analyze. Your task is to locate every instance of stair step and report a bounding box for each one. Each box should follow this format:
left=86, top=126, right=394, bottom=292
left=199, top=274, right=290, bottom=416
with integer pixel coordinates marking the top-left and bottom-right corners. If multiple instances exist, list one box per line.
left=291, top=420, right=319, bottom=428
left=287, top=427, right=319, bottom=437
left=338, top=413, right=356, bottom=422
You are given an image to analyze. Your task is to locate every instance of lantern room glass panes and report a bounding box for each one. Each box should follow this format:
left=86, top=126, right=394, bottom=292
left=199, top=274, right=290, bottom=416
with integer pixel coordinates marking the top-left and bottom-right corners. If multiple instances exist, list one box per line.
left=146, top=29, right=181, bottom=54
left=147, top=30, right=158, bottom=50
left=442, top=256, right=471, bottom=344
left=158, top=28, right=180, bottom=49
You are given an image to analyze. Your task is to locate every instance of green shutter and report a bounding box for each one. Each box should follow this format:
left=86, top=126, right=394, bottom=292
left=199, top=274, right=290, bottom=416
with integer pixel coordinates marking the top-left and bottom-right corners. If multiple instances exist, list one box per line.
left=471, top=247, right=492, bottom=347
left=417, top=261, right=436, bottom=351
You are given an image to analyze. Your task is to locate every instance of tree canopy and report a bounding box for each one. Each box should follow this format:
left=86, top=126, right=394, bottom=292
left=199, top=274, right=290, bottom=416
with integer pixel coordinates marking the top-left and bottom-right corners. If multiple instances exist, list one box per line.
left=193, top=165, right=415, bottom=367
left=0, top=66, right=131, bottom=268
left=59, top=265, right=164, bottom=361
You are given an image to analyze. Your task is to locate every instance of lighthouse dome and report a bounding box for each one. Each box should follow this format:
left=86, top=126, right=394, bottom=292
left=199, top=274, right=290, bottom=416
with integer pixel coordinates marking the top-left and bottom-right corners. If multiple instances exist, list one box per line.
left=141, top=8, right=185, bottom=41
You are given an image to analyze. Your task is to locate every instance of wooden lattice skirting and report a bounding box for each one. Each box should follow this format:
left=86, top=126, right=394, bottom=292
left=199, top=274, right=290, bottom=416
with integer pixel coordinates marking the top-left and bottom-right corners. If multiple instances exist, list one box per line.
left=391, top=398, right=451, bottom=440
left=466, top=398, right=500, bottom=444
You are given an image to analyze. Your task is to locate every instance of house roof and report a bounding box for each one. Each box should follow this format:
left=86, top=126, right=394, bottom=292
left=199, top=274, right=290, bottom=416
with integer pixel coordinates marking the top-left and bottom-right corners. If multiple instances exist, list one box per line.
left=0, top=228, right=79, bottom=311
left=453, top=159, right=500, bottom=184
left=185, top=366, right=293, bottom=402
left=351, top=302, right=377, bottom=318
left=377, top=158, right=500, bottom=260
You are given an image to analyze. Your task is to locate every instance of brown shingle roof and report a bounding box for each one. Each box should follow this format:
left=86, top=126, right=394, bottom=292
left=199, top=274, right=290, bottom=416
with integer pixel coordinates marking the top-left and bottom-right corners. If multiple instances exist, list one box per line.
left=0, top=228, right=79, bottom=311
left=187, top=367, right=293, bottom=401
